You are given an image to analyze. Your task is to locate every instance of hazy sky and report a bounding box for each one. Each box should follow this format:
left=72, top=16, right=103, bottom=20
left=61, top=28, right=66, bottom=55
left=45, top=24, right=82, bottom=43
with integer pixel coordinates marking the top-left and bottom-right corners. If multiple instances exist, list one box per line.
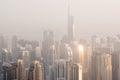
left=0, top=0, right=120, bottom=40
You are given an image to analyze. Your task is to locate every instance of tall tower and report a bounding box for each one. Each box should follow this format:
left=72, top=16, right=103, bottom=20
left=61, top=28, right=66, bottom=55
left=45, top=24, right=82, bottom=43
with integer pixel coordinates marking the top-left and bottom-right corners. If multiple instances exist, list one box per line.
left=51, top=59, right=71, bottom=80
left=17, top=59, right=25, bottom=80
left=11, top=62, right=18, bottom=80
left=91, top=53, right=112, bottom=80
left=28, top=60, right=42, bottom=80
left=71, top=63, right=83, bottom=80
left=68, top=6, right=75, bottom=41
left=41, top=30, right=57, bottom=80
left=2, top=62, right=12, bottom=80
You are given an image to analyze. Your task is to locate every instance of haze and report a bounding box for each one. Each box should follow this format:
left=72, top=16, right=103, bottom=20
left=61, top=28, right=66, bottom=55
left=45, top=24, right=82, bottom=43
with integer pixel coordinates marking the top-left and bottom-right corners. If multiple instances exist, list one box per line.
left=0, top=0, right=120, bottom=40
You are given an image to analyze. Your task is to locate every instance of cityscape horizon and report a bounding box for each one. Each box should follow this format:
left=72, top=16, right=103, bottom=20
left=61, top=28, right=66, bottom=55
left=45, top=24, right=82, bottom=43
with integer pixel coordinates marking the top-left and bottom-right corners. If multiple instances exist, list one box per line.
left=0, top=0, right=120, bottom=80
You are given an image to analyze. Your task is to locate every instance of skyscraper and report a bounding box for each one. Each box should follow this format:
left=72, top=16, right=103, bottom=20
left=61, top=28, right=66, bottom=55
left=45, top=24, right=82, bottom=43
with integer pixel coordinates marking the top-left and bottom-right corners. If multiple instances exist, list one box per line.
left=12, top=35, right=19, bottom=49
left=0, top=49, right=11, bottom=64
left=71, top=63, right=82, bottom=80
left=2, top=62, right=12, bottom=80
left=11, top=62, right=18, bottom=80
left=59, top=43, right=73, bottom=61
left=21, top=51, right=30, bottom=68
left=91, top=53, right=112, bottom=80
left=41, top=30, right=57, bottom=80
left=17, top=59, right=25, bottom=80
left=112, top=52, right=120, bottom=80
left=51, top=59, right=71, bottom=80
left=28, top=60, right=42, bottom=80
left=71, top=43, right=84, bottom=64
left=0, top=61, right=3, bottom=79
left=68, top=6, right=75, bottom=42
left=0, top=35, right=8, bottom=49
left=12, top=35, right=20, bottom=62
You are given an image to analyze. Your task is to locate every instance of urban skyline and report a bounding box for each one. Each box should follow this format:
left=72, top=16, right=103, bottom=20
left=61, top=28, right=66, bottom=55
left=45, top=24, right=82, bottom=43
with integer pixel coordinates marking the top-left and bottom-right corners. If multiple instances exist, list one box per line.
left=0, top=0, right=120, bottom=41
left=0, top=0, right=120, bottom=80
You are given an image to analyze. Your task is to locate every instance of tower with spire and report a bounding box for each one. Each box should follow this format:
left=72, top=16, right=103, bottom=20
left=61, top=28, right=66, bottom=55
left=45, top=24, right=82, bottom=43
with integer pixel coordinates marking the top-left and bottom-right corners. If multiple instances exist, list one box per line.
left=67, top=6, right=75, bottom=42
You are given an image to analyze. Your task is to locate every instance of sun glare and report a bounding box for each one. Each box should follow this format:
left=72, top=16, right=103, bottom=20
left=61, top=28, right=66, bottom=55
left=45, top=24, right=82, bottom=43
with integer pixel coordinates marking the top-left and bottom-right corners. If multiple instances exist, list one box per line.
left=78, top=45, right=84, bottom=53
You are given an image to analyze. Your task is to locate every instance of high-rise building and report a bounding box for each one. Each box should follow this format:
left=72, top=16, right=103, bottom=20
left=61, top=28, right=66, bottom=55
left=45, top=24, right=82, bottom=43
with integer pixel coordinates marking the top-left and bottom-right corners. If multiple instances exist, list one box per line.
left=79, top=39, right=92, bottom=80
left=41, top=30, right=57, bottom=80
left=46, top=45, right=56, bottom=66
left=2, top=62, right=12, bottom=80
left=111, top=38, right=120, bottom=80
left=35, top=47, right=41, bottom=60
left=0, top=35, right=8, bottom=49
left=10, top=62, right=18, bottom=80
left=71, top=63, right=82, bottom=80
left=16, top=50, right=31, bottom=69
left=44, top=44, right=57, bottom=80
left=30, top=49, right=37, bottom=62
left=28, top=60, right=42, bottom=80
left=59, top=43, right=73, bottom=61
left=68, top=6, right=75, bottom=42
left=91, top=53, right=112, bottom=80
left=51, top=59, right=71, bottom=80
left=0, top=61, right=3, bottom=79
left=12, top=35, right=20, bottom=62
left=0, top=49, right=11, bottom=64
left=12, top=35, right=19, bottom=49
left=42, top=30, right=56, bottom=62
left=25, top=68, right=29, bottom=80
left=17, top=59, right=25, bottom=80
left=112, top=52, right=120, bottom=80
left=71, top=42, right=84, bottom=64
left=22, top=51, right=30, bottom=68
left=90, top=40, right=112, bottom=80
left=2, top=60, right=25, bottom=80
left=91, top=36, right=111, bottom=48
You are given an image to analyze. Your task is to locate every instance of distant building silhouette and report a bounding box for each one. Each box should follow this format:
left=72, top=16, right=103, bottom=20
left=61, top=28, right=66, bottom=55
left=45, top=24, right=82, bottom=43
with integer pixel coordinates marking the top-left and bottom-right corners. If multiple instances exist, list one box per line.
left=67, top=6, right=75, bottom=42
left=0, top=35, right=8, bottom=49
left=41, top=30, right=57, bottom=80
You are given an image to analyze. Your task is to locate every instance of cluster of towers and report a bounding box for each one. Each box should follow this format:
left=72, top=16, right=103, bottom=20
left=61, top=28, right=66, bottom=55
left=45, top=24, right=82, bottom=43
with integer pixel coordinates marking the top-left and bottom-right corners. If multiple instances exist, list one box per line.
left=0, top=35, right=42, bottom=80
left=90, top=35, right=120, bottom=80
left=41, top=30, right=85, bottom=80
left=0, top=7, right=86, bottom=80
left=1, top=6, right=120, bottom=80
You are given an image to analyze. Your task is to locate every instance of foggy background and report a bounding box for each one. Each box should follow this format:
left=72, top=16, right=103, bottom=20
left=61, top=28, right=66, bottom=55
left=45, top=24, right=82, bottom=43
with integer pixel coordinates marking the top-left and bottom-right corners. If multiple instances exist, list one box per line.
left=0, top=0, right=120, bottom=40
